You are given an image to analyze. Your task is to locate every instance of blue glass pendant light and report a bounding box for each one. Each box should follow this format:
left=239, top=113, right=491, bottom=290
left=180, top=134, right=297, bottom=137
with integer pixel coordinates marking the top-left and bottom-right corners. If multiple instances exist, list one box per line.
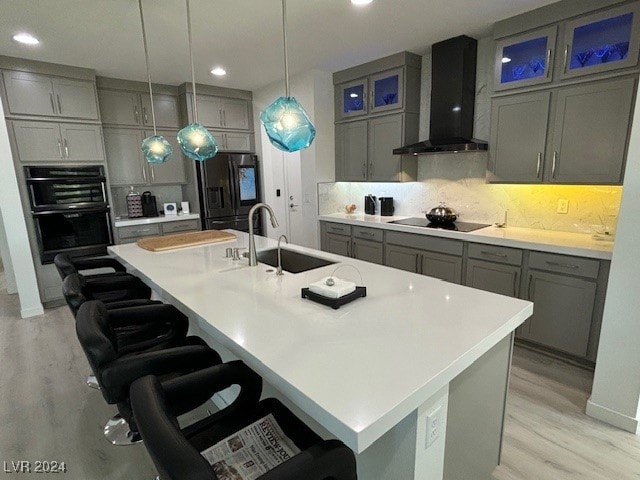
left=138, top=0, right=172, bottom=164
left=260, top=0, right=316, bottom=153
left=177, top=0, right=218, bottom=161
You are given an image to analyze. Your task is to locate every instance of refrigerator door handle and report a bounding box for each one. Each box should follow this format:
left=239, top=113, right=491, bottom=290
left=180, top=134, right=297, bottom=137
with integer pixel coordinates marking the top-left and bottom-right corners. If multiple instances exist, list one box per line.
left=228, top=160, right=239, bottom=213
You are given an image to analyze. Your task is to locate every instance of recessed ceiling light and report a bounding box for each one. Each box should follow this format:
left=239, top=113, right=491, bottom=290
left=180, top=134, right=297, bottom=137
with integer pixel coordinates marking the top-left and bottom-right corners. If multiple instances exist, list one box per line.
left=351, top=0, right=373, bottom=5
left=12, top=32, right=40, bottom=45
left=210, top=67, right=226, bottom=76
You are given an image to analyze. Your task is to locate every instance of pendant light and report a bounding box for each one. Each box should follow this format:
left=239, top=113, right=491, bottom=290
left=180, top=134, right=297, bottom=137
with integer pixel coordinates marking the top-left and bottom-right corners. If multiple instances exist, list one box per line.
left=138, top=0, right=173, bottom=164
left=260, top=0, right=316, bottom=153
left=177, top=0, right=218, bottom=161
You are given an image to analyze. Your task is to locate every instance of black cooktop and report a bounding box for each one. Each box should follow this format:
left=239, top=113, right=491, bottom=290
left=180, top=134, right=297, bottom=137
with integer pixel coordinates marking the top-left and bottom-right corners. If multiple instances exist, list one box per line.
left=388, top=217, right=491, bottom=232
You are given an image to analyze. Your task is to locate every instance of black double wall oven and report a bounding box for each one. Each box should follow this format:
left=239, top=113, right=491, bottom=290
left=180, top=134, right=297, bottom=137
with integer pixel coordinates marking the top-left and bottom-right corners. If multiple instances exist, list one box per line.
left=25, top=166, right=113, bottom=264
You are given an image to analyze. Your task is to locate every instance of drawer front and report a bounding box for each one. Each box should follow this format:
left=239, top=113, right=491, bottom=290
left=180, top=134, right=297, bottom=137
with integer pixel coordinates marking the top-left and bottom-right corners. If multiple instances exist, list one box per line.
left=352, top=226, right=383, bottom=242
left=529, top=251, right=599, bottom=279
left=323, top=222, right=351, bottom=236
left=162, top=219, right=200, bottom=234
left=386, top=231, right=463, bottom=256
left=468, top=243, right=523, bottom=266
left=118, top=224, right=161, bottom=239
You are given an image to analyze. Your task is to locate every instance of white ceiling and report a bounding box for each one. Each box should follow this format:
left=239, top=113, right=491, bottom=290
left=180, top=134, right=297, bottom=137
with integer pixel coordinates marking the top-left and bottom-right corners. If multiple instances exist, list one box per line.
left=0, top=0, right=559, bottom=92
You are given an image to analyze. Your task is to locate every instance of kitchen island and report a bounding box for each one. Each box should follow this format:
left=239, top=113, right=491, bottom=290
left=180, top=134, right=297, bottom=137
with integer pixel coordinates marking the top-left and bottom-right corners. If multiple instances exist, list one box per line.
left=109, top=231, right=532, bottom=480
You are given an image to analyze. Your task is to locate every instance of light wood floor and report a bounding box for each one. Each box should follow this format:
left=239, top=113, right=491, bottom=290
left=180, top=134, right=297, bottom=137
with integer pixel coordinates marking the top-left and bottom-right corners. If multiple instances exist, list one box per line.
left=2, top=271, right=640, bottom=479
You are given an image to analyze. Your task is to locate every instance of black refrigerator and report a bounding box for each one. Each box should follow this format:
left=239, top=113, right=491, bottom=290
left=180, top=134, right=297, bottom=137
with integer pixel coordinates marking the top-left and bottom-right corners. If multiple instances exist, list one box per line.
left=196, top=153, right=262, bottom=233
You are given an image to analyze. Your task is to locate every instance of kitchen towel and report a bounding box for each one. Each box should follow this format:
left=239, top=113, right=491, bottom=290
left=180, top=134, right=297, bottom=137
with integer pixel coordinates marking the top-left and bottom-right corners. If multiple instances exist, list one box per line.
left=308, top=277, right=356, bottom=299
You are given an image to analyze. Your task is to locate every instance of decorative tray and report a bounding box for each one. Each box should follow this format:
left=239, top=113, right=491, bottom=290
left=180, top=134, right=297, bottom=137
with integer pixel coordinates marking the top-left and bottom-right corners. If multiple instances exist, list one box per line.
left=301, top=286, right=367, bottom=310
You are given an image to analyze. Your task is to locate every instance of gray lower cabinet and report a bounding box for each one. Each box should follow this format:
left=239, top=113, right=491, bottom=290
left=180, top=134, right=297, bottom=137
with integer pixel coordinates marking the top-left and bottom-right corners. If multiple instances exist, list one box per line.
left=11, top=120, right=104, bottom=162
left=352, top=238, right=383, bottom=264
left=466, top=259, right=521, bottom=297
left=519, top=251, right=599, bottom=357
left=385, top=231, right=463, bottom=283
left=103, top=128, right=186, bottom=186
left=115, top=219, right=200, bottom=244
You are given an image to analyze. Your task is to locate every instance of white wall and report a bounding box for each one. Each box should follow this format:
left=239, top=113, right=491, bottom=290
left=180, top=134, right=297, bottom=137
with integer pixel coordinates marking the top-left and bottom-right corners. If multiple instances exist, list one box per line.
left=0, top=210, right=18, bottom=293
left=0, top=97, right=44, bottom=317
left=587, top=89, right=640, bottom=433
left=253, top=69, right=334, bottom=249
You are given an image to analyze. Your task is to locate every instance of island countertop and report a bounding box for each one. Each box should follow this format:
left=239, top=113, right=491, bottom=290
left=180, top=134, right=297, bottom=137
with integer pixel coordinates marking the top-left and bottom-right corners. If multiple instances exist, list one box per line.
left=108, top=231, right=532, bottom=453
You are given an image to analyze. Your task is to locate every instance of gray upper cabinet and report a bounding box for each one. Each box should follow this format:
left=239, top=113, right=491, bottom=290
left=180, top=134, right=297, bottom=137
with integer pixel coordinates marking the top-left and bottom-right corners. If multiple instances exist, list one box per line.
left=490, top=77, right=635, bottom=184
left=3, top=71, right=99, bottom=120
left=494, top=26, right=557, bottom=91
left=334, top=52, right=421, bottom=182
left=210, top=130, right=253, bottom=153
left=195, top=95, right=250, bottom=130
left=104, top=127, right=187, bottom=186
left=560, top=2, right=640, bottom=80
left=488, top=91, right=550, bottom=183
left=99, top=89, right=180, bottom=128
left=549, top=77, right=635, bottom=184
left=11, top=120, right=103, bottom=163
left=336, top=120, right=368, bottom=181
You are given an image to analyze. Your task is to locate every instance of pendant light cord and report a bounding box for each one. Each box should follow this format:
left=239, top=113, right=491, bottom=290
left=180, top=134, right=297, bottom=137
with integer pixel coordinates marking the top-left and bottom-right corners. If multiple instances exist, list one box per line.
left=138, top=0, right=157, bottom=135
left=186, top=0, right=199, bottom=123
left=282, top=0, right=290, bottom=98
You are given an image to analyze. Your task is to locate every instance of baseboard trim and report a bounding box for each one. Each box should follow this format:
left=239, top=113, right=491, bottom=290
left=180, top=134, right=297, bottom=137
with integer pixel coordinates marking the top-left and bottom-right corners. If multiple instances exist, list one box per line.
left=21, top=304, right=44, bottom=318
left=586, top=398, right=640, bottom=434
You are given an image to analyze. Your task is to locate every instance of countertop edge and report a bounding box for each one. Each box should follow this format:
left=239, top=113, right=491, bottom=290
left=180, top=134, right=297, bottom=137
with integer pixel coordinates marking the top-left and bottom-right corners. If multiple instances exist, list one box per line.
left=319, top=214, right=613, bottom=261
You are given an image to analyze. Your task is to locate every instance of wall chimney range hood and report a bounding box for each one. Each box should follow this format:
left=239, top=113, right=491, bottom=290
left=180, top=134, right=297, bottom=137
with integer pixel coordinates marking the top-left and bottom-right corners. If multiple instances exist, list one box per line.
left=393, top=35, right=488, bottom=155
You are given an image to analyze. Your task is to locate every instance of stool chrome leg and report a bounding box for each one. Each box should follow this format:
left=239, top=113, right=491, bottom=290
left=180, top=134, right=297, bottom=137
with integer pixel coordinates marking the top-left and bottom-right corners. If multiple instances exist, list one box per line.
left=103, top=414, right=142, bottom=446
left=86, top=375, right=100, bottom=390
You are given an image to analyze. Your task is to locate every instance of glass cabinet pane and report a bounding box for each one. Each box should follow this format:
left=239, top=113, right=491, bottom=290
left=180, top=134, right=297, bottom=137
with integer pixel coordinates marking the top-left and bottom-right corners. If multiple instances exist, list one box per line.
left=501, top=36, right=549, bottom=84
left=494, top=26, right=556, bottom=91
left=342, top=83, right=366, bottom=116
left=373, top=74, right=399, bottom=108
left=370, top=68, right=404, bottom=113
left=569, top=13, right=632, bottom=71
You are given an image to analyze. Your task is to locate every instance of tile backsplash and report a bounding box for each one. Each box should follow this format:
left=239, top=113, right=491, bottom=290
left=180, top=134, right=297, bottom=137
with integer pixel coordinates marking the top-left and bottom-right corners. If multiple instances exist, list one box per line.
left=318, top=153, right=622, bottom=235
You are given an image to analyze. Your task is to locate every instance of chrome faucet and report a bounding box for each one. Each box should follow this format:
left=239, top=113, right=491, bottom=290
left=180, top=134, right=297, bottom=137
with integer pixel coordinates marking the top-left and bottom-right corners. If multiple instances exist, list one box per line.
left=248, top=203, right=279, bottom=266
left=276, top=235, right=289, bottom=276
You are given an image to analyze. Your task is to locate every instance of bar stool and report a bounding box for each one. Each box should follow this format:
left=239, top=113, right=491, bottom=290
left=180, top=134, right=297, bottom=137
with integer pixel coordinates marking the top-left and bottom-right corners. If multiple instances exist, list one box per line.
left=54, top=252, right=128, bottom=281
left=130, top=362, right=357, bottom=479
left=75, top=300, right=222, bottom=446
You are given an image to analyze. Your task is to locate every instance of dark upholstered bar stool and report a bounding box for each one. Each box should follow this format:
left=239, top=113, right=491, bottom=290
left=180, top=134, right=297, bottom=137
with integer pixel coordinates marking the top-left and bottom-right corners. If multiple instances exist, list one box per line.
left=75, top=300, right=222, bottom=445
left=130, top=362, right=357, bottom=479
left=54, top=253, right=128, bottom=281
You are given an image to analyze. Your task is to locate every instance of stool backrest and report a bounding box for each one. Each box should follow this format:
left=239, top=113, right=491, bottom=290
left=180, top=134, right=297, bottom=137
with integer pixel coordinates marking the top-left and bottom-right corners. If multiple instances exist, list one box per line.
left=53, top=253, right=76, bottom=280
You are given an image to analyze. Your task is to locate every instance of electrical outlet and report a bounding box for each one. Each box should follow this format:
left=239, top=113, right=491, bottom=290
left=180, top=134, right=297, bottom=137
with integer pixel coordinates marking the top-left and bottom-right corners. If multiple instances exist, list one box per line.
left=557, top=199, right=569, bottom=214
left=425, top=405, right=442, bottom=448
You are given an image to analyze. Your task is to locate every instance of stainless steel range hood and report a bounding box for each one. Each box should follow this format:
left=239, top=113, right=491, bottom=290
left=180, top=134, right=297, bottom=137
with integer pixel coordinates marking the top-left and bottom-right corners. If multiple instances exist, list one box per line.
left=393, top=35, right=488, bottom=155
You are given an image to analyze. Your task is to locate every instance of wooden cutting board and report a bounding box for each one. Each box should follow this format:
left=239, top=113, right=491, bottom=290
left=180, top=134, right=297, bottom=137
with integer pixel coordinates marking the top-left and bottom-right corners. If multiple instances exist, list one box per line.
left=137, top=230, right=237, bottom=252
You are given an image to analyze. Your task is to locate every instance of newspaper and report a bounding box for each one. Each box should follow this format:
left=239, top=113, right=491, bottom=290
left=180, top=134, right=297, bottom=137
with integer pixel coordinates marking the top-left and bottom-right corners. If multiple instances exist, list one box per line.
left=200, top=413, right=301, bottom=480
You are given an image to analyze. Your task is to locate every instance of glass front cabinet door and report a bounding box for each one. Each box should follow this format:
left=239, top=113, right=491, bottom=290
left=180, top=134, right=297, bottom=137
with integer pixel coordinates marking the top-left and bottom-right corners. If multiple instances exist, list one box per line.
left=560, top=3, right=640, bottom=79
left=339, top=78, right=368, bottom=118
left=370, top=68, right=404, bottom=114
left=494, top=26, right=557, bottom=91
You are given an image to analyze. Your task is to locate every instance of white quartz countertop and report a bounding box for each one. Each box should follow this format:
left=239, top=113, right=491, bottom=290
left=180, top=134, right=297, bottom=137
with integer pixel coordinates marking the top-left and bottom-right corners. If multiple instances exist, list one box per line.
left=319, top=213, right=614, bottom=260
left=114, top=213, right=201, bottom=227
left=108, top=232, right=532, bottom=453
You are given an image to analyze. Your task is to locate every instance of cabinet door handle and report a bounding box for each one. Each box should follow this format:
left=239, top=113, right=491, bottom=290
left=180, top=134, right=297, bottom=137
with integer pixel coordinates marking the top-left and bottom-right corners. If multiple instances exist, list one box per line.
left=151, top=167, right=155, bottom=182
left=143, top=107, right=148, bottom=124
left=369, top=161, right=374, bottom=177
left=57, top=139, right=63, bottom=159
left=142, top=164, right=147, bottom=182
left=134, top=228, right=152, bottom=234
left=545, top=261, right=579, bottom=270
left=536, top=152, right=542, bottom=178
left=527, top=274, right=533, bottom=300
left=63, top=138, right=69, bottom=159
left=362, top=163, right=367, bottom=179
left=223, top=110, right=226, bottom=127
left=219, top=109, right=223, bottom=126
left=415, top=253, right=420, bottom=274
left=545, top=49, right=552, bottom=78
left=134, top=106, right=140, bottom=123
left=352, top=241, right=357, bottom=258
left=552, top=151, right=557, bottom=178
left=513, top=270, right=520, bottom=297
left=480, top=250, right=508, bottom=259
left=50, top=93, right=56, bottom=114
left=563, top=45, right=569, bottom=72
left=56, top=94, right=63, bottom=114
left=346, top=240, right=351, bottom=257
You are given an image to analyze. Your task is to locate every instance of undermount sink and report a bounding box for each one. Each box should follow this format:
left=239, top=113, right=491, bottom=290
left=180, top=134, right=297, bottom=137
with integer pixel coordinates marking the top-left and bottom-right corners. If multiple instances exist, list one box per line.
left=256, top=248, right=336, bottom=274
